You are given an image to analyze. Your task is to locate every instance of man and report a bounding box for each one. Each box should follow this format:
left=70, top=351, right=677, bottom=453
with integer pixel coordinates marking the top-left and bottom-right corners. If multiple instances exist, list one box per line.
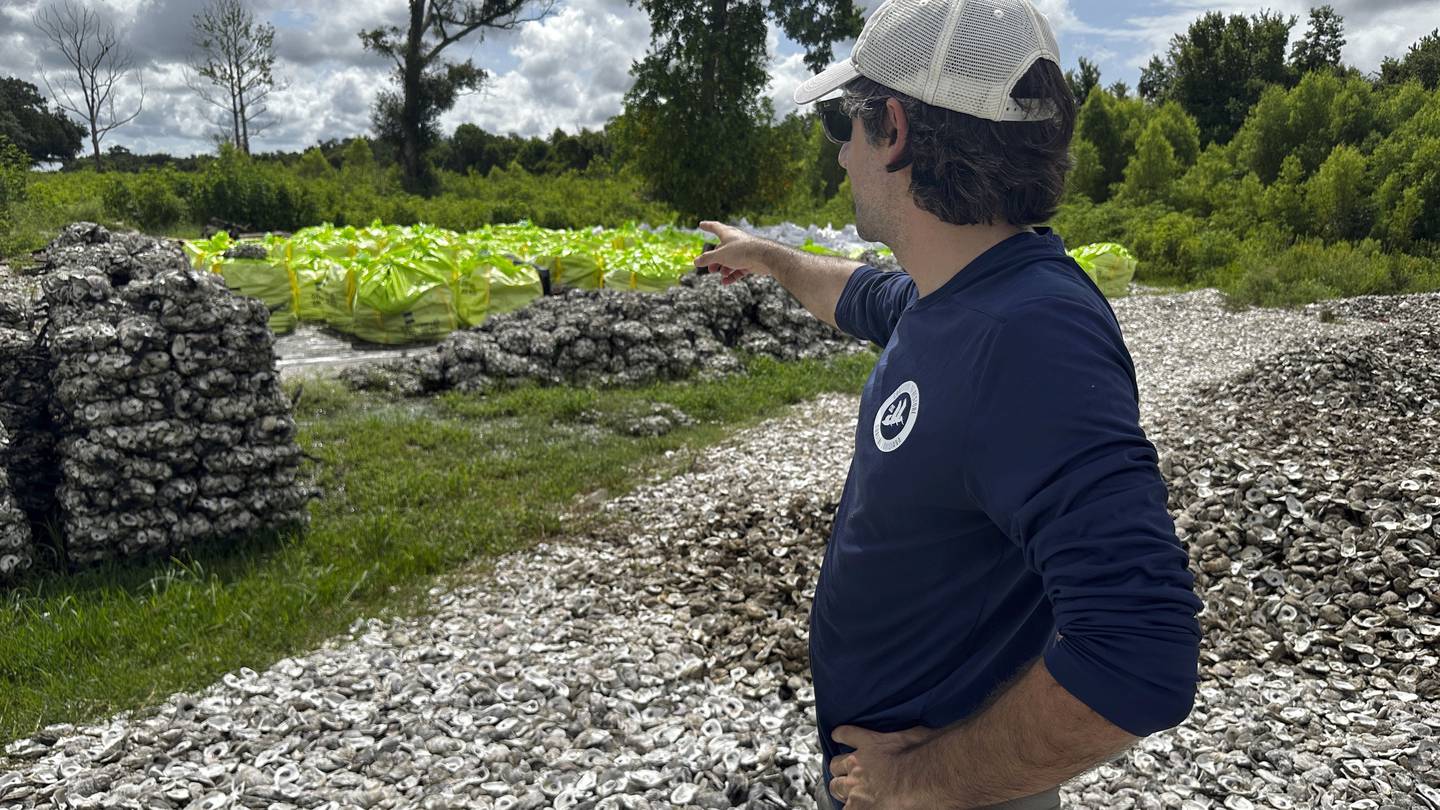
left=693, top=1, right=1204, bottom=808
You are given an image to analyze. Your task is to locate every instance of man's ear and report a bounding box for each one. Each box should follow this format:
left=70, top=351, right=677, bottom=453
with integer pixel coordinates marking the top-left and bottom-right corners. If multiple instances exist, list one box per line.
left=883, top=97, right=909, bottom=164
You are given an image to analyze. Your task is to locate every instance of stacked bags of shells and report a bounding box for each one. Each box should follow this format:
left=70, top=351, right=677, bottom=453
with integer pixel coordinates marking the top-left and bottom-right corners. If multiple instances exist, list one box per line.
left=41, top=221, right=190, bottom=285
left=0, top=276, right=58, bottom=526
left=0, top=422, right=34, bottom=581
left=40, top=262, right=311, bottom=566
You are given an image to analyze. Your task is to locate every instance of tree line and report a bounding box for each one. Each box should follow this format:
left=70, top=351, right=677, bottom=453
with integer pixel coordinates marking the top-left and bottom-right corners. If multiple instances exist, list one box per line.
left=2, top=1, right=1440, bottom=229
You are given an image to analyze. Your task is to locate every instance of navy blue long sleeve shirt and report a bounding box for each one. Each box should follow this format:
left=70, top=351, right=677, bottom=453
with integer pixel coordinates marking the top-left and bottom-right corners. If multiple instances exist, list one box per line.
left=811, top=227, right=1202, bottom=807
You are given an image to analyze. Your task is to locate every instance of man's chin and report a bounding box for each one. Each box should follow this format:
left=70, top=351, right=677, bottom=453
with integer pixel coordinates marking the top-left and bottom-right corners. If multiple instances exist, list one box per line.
left=853, top=209, right=872, bottom=242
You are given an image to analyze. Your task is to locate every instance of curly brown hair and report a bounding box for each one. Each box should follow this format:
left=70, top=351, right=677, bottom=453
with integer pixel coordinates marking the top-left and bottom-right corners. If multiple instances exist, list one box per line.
left=839, top=58, right=1076, bottom=227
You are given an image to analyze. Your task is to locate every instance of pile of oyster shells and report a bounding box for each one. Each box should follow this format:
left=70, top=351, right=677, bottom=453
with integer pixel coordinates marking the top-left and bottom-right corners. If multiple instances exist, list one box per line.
left=343, top=269, right=869, bottom=397
left=1090, top=296, right=1440, bottom=810
left=1153, top=311, right=1440, bottom=690
left=3, top=278, right=1440, bottom=809
left=0, top=224, right=311, bottom=570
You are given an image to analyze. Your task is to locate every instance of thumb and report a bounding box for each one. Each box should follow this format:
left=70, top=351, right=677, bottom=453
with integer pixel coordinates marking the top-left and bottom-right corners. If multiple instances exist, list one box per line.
left=695, top=241, right=730, bottom=268
left=832, top=725, right=877, bottom=748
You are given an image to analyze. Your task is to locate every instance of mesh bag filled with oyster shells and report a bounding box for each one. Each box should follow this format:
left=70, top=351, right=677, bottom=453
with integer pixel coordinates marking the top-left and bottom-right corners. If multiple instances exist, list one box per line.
left=41, top=264, right=312, bottom=566
left=38, top=221, right=191, bottom=286
left=1, top=275, right=60, bottom=523
left=0, top=421, right=34, bottom=581
left=347, top=270, right=867, bottom=395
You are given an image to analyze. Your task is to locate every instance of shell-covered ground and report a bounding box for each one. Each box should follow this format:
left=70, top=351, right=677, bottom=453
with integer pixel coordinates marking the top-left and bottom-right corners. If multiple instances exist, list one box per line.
left=2, top=286, right=1439, bottom=810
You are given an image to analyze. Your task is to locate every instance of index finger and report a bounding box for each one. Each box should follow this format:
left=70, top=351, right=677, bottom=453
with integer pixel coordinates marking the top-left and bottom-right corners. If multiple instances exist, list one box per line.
left=697, top=220, right=736, bottom=240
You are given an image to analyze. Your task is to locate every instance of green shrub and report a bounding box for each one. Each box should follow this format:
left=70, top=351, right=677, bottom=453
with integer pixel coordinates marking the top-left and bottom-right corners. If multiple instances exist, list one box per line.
left=1220, top=237, right=1436, bottom=307
left=101, top=175, right=133, bottom=223
left=192, top=143, right=319, bottom=231
left=0, top=136, right=28, bottom=256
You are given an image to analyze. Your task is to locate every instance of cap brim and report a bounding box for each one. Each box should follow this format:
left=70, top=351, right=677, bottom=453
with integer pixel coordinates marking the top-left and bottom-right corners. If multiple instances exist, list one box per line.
left=792, top=60, right=861, bottom=105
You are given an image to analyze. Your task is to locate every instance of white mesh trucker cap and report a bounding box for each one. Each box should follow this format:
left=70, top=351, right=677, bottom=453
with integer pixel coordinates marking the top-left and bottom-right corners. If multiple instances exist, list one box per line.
left=793, top=0, right=1062, bottom=122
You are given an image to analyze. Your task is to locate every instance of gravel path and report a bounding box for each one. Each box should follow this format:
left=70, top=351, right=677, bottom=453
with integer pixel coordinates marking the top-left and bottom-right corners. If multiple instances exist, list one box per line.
left=4, top=289, right=1437, bottom=810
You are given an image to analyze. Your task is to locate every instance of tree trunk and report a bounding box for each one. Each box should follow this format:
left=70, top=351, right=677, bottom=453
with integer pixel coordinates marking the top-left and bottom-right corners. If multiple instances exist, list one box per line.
left=90, top=129, right=102, bottom=172
left=232, top=95, right=242, bottom=151
left=231, top=44, right=246, bottom=154
left=400, top=0, right=428, bottom=194
left=239, top=91, right=250, bottom=154
left=702, top=0, right=727, bottom=112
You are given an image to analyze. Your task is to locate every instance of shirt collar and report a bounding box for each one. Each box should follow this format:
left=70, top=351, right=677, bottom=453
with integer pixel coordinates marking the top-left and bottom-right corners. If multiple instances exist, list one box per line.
left=906, top=226, right=1066, bottom=311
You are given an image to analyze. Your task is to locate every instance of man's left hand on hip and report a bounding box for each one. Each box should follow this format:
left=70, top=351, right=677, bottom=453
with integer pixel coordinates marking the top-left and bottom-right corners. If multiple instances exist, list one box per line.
left=829, top=724, right=945, bottom=809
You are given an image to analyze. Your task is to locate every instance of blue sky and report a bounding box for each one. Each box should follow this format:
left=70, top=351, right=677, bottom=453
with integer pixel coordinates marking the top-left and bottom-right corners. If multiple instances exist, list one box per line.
left=1, top=0, right=1433, bottom=156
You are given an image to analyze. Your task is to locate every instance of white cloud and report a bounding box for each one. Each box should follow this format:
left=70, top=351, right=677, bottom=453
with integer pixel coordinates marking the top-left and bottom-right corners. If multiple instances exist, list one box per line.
left=1118, top=0, right=1440, bottom=75
left=441, top=0, right=650, bottom=137
left=765, top=18, right=843, bottom=121
left=1031, top=0, right=1106, bottom=36
left=6, top=0, right=1437, bottom=157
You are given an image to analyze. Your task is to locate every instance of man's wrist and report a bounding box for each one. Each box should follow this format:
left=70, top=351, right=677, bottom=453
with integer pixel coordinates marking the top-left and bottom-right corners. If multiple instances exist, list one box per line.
left=757, top=238, right=793, bottom=280
left=909, top=724, right=972, bottom=808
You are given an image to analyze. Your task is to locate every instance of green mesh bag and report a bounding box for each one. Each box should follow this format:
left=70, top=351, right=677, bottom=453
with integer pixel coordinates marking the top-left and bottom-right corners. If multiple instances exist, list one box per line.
left=1066, top=242, right=1138, bottom=298
left=453, top=254, right=543, bottom=327
left=349, top=257, right=459, bottom=345
left=317, top=256, right=359, bottom=334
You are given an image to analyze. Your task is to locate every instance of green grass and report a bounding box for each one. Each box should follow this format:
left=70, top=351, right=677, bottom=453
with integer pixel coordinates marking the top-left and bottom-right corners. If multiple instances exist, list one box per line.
left=0, top=350, right=877, bottom=747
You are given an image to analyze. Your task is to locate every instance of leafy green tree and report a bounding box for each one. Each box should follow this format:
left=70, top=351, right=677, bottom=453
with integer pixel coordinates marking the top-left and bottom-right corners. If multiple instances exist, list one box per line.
left=296, top=146, right=336, bottom=180
left=339, top=136, right=385, bottom=196
left=1138, top=55, right=1171, bottom=102
left=1232, top=84, right=1291, bottom=184
left=1142, top=10, right=1296, bottom=145
left=1262, top=154, right=1307, bottom=236
left=544, top=129, right=589, bottom=173
left=1289, top=5, right=1345, bottom=76
left=1369, top=89, right=1440, bottom=246
left=1379, top=29, right=1440, bottom=90
left=1065, top=57, right=1101, bottom=106
left=1374, top=80, right=1429, bottom=136
left=1210, top=171, right=1267, bottom=239
left=1119, top=119, right=1179, bottom=203
left=1074, top=89, right=1128, bottom=200
left=444, top=123, right=492, bottom=174
left=743, top=108, right=817, bottom=218
left=340, top=137, right=377, bottom=174
left=1171, top=141, right=1237, bottom=215
left=1326, top=73, right=1377, bottom=147
left=619, top=0, right=863, bottom=222
left=1065, top=137, right=1105, bottom=203
left=1106, top=80, right=1129, bottom=100
left=360, top=0, right=557, bottom=195
left=129, top=170, right=187, bottom=230
left=805, top=114, right=844, bottom=201
left=1303, top=143, right=1370, bottom=241
left=1148, top=101, right=1201, bottom=167
left=516, top=138, right=552, bottom=174
left=0, top=77, right=85, bottom=166
left=1232, top=71, right=1374, bottom=183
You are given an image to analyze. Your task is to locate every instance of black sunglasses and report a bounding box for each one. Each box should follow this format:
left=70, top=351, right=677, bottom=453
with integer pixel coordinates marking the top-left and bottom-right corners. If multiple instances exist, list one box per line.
left=817, top=98, right=853, bottom=145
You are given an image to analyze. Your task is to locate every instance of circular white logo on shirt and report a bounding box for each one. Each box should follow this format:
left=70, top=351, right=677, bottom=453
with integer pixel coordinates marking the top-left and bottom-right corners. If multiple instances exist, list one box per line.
left=873, top=380, right=919, bottom=452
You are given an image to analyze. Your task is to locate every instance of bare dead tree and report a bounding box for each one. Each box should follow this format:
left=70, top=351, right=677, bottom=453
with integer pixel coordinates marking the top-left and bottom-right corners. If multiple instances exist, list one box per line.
left=32, top=0, right=145, bottom=172
left=185, top=0, right=281, bottom=155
